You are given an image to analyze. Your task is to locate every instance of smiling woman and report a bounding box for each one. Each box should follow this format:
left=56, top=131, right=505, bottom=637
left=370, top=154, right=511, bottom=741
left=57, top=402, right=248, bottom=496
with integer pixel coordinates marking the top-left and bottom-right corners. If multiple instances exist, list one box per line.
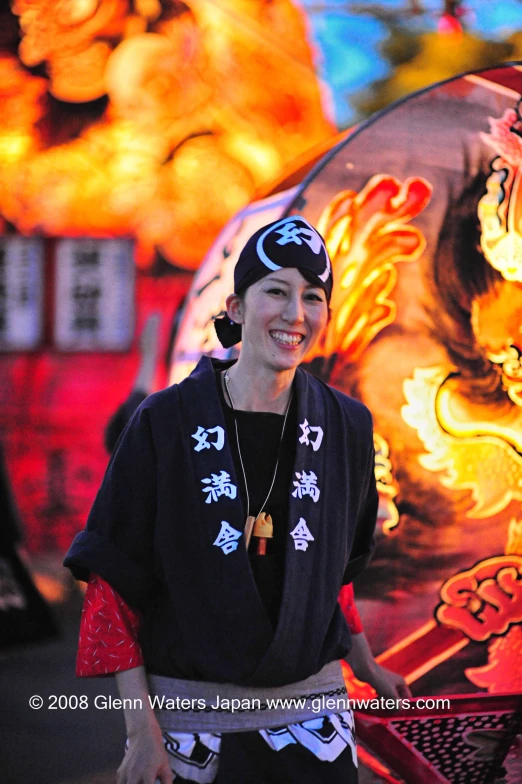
left=223, top=266, right=329, bottom=404
left=64, top=216, right=408, bottom=784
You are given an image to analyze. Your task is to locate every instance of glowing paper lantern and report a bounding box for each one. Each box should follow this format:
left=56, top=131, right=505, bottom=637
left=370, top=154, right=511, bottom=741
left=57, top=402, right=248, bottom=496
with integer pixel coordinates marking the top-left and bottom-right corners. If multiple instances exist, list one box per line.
left=1, top=1, right=335, bottom=269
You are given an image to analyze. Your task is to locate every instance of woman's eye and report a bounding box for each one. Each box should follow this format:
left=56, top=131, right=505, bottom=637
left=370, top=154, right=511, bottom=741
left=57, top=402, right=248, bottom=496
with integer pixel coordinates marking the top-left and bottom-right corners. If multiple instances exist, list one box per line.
left=264, top=287, right=324, bottom=302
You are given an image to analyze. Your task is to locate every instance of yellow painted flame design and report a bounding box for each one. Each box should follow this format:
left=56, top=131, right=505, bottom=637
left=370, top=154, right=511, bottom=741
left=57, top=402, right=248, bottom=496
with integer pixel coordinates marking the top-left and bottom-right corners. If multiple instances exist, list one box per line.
left=308, top=174, right=432, bottom=362
left=402, top=366, right=522, bottom=518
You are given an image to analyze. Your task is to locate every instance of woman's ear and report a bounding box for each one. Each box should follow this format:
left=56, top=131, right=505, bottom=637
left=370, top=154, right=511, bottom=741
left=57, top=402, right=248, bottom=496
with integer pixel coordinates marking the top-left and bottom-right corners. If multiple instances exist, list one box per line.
left=326, top=305, right=333, bottom=326
left=225, top=293, right=245, bottom=324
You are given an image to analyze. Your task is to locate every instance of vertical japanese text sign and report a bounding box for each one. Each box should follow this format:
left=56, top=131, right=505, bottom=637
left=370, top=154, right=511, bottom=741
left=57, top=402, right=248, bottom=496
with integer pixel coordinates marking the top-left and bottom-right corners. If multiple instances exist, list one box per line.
left=54, top=238, right=135, bottom=351
left=0, top=237, right=44, bottom=351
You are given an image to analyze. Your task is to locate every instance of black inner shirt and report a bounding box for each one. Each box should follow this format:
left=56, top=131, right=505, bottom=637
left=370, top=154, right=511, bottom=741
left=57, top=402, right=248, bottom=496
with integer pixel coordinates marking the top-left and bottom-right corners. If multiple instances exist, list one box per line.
left=215, top=367, right=297, bottom=629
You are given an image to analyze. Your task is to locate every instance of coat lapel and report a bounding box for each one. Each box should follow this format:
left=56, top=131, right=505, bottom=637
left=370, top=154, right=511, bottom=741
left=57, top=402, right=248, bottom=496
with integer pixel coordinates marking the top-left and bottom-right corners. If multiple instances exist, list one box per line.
left=180, top=356, right=274, bottom=638
left=245, top=366, right=349, bottom=684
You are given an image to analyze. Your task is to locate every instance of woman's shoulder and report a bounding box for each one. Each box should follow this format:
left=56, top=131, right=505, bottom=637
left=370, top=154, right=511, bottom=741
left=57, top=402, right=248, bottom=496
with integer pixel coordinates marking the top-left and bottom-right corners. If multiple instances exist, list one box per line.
left=299, top=367, right=371, bottom=417
left=330, top=384, right=372, bottom=422
left=299, top=367, right=373, bottom=428
left=140, top=383, right=179, bottom=411
left=133, top=385, right=183, bottom=435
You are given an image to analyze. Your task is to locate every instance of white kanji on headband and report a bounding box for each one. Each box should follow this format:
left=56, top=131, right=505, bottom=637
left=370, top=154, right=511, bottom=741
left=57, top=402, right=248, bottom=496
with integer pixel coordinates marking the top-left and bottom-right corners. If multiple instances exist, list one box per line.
left=275, top=222, right=322, bottom=254
left=255, top=216, right=331, bottom=282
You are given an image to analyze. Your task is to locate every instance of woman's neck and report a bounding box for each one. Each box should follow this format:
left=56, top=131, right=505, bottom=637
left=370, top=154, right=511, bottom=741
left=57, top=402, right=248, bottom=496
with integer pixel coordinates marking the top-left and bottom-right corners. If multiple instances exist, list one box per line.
left=224, top=358, right=295, bottom=414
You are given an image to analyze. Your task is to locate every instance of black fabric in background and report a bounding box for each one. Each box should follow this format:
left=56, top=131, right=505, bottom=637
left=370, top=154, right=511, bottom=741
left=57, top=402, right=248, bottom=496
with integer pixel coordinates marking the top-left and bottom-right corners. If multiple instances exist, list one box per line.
left=0, top=441, right=23, bottom=546
left=0, top=442, right=59, bottom=648
left=216, top=368, right=297, bottom=628
left=0, top=545, right=59, bottom=649
left=104, top=389, right=148, bottom=454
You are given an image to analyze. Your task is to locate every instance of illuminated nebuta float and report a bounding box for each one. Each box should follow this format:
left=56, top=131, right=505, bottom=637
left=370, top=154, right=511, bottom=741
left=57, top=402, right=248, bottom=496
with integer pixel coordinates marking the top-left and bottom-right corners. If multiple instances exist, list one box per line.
left=170, top=65, right=522, bottom=783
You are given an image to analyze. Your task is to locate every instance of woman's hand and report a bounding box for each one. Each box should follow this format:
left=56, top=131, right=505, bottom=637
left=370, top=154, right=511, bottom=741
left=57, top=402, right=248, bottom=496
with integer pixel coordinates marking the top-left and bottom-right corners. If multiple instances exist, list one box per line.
left=359, top=661, right=412, bottom=700
left=344, top=631, right=412, bottom=700
left=116, top=720, right=172, bottom=784
left=115, top=666, right=172, bottom=784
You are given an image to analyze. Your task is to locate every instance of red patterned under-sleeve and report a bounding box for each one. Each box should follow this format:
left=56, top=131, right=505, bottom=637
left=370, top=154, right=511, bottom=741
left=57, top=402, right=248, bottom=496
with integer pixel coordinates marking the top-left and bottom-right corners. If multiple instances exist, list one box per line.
left=76, top=573, right=144, bottom=677
left=338, top=582, right=364, bottom=635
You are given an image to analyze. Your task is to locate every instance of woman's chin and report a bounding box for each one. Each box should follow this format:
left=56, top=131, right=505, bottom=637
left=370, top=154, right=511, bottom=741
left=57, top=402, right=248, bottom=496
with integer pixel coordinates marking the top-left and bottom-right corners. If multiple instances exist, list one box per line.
left=266, top=352, right=303, bottom=373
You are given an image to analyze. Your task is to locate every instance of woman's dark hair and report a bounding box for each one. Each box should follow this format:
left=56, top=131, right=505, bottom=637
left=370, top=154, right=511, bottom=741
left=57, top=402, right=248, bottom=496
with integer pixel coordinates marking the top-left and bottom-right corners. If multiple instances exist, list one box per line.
left=235, top=267, right=330, bottom=302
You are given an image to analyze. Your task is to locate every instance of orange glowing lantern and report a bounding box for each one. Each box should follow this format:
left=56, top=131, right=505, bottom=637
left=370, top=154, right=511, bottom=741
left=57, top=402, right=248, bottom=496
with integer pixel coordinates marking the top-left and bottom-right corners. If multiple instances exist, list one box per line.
left=13, top=0, right=129, bottom=103
left=0, top=1, right=335, bottom=270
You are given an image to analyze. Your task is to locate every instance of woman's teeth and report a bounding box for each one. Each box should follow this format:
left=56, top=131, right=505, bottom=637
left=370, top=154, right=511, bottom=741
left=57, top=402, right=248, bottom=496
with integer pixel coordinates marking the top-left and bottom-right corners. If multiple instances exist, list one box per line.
left=270, top=331, right=304, bottom=346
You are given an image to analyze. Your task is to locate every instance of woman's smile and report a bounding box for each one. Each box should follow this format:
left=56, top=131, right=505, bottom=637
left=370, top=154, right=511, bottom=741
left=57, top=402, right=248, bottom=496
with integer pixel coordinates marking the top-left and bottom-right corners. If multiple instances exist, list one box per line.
left=269, top=329, right=305, bottom=349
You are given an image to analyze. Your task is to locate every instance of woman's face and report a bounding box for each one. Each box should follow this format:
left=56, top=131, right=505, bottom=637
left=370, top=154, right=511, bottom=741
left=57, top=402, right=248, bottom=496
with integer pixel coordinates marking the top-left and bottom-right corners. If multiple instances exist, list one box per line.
left=232, top=267, right=329, bottom=372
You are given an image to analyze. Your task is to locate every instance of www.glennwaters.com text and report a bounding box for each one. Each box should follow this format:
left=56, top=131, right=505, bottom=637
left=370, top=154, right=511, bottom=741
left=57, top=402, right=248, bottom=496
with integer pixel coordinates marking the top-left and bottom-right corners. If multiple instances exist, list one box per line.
left=89, top=695, right=450, bottom=713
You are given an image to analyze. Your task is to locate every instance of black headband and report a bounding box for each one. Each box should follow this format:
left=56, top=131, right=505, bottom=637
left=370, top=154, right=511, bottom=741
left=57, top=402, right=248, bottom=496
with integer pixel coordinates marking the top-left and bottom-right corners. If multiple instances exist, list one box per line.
left=214, top=216, right=332, bottom=348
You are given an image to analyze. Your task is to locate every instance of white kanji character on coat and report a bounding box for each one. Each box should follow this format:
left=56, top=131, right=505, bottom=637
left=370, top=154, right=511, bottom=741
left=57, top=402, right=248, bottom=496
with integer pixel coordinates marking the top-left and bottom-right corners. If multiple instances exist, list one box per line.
left=292, top=470, right=320, bottom=502
left=298, top=419, right=324, bottom=452
left=213, top=521, right=242, bottom=554
left=201, top=471, right=237, bottom=504
left=191, top=425, right=225, bottom=452
left=290, top=518, right=314, bottom=551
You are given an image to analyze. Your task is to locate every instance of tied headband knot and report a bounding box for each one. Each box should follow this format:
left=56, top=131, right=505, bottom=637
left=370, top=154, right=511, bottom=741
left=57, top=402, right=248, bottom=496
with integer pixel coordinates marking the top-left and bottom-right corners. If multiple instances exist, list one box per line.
left=214, top=215, right=332, bottom=348
left=214, top=315, right=242, bottom=349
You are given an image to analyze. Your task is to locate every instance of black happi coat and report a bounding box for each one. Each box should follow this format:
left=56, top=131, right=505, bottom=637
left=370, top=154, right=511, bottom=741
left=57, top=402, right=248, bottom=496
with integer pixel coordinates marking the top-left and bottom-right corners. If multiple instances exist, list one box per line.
left=64, top=357, right=377, bottom=687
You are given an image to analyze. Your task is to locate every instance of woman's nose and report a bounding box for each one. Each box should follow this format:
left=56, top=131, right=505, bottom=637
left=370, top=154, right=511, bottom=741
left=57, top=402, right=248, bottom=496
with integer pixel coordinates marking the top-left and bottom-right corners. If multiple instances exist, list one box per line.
left=282, top=294, right=305, bottom=324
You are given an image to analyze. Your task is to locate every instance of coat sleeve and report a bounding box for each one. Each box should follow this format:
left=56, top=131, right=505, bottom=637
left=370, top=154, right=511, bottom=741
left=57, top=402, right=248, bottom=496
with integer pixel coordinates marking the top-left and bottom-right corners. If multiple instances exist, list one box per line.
left=63, top=403, right=159, bottom=609
left=341, top=413, right=378, bottom=586
left=76, top=573, right=144, bottom=677
left=338, top=583, right=364, bottom=634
